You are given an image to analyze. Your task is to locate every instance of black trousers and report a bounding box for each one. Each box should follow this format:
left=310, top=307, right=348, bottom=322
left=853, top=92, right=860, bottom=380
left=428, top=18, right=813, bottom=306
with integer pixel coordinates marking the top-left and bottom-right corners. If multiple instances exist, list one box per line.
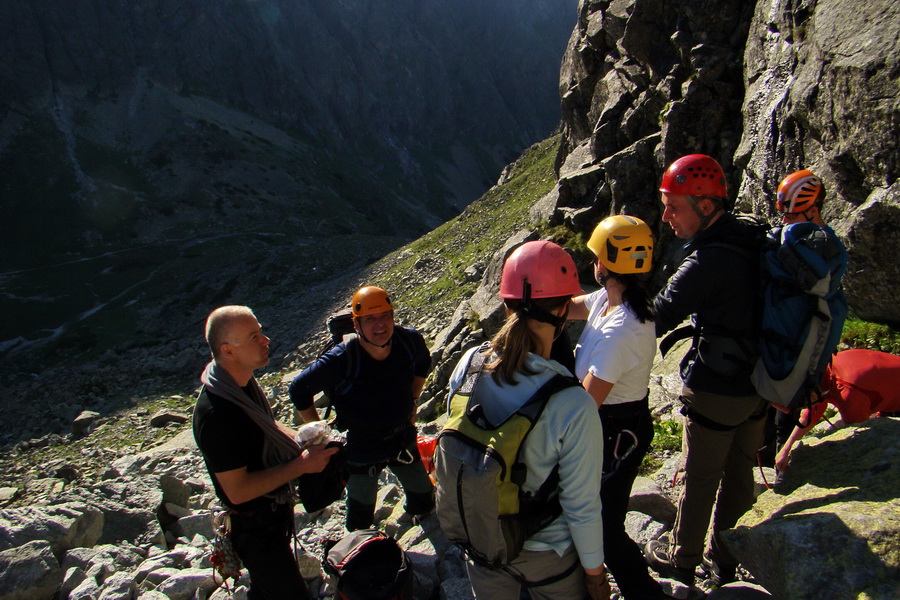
left=230, top=502, right=311, bottom=600
left=599, top=399, right=666, bottom=600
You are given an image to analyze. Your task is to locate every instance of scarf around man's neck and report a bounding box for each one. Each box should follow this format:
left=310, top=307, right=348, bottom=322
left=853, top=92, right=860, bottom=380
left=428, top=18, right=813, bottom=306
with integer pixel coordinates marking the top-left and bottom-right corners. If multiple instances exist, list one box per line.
left=200, top=360, right=300, bottom=502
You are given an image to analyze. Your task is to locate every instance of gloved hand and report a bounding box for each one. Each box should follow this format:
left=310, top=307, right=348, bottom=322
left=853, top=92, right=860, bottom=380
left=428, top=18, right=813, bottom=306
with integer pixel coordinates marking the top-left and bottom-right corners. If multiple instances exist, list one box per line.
left=585, top=569, right=611, bottom=600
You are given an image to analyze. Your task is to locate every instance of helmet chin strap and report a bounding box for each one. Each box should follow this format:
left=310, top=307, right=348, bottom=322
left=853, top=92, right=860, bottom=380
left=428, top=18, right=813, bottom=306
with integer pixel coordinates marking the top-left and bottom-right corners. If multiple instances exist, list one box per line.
left=595, top=264, right=609, bottom=287
left=517, top=277, right=569, bottom=338
left=356, top=326, right=393, bottom=349
left=687, top=196, right=717, bottom=230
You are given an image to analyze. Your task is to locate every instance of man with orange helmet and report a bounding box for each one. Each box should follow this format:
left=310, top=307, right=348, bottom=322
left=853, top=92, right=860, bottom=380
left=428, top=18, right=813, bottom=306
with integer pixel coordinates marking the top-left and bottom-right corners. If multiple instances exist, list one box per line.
left=289, top=286, right=435, bottom=530
left=645, top=155, right=767, bottom=588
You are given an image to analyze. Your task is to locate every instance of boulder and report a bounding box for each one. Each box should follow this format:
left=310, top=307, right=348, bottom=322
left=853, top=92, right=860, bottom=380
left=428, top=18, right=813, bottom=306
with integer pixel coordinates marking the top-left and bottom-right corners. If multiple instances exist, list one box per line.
left=735, top=0, right=900, bottom=323
left=722, top=418, right=900, bottom=600
left=0, top=540, right=61, bottom=600
left=0, top=502, right=103, bottom=555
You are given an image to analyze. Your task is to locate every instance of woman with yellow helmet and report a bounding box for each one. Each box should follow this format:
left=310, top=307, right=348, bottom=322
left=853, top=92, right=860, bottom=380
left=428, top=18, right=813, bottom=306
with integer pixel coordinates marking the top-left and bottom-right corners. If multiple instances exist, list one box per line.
left=568, top=215, right=667, bottom=600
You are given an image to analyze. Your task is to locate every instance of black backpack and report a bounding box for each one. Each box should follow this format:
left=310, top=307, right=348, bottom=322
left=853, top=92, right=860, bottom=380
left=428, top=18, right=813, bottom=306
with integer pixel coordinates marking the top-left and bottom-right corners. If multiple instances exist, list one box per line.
left=323, top=529, right=413, bottom=600
left=295, top=440, right=347, bottom=512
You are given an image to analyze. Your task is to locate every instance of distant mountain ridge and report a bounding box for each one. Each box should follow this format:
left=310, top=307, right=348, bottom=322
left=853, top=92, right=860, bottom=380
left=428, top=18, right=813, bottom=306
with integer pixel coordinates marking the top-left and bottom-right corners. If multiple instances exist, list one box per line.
left=0, top=0, right=576, bottom=367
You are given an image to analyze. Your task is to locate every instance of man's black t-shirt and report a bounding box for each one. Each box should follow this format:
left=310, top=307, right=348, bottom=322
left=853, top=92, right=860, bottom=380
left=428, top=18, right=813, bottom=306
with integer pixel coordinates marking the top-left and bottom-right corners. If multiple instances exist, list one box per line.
left=193, top=386, right=289, bottom=512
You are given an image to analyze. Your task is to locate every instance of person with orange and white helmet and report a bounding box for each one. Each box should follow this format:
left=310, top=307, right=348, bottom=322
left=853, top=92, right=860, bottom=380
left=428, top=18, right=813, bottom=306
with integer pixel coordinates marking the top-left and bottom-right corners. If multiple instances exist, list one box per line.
left=568, top=216, right=668, bottom=600
left=441, top=240, right=610, bottom=600
left=774, top=169, right=828, bottom=226
left=645, top=155, right=767, bottom=589
left=289, top=286, right=434, bottom=531
left=767, top=169, right=848, bottom=471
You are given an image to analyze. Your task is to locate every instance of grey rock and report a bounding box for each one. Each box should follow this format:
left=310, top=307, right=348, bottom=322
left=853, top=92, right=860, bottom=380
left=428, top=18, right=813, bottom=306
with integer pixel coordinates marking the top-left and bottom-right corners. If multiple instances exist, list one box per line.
left=628, top=477, right=677, bottom=524
left=735, top=0, right=900, bottom=323
left=69, top=577, right=102, bottom=600
left=153, top=567, right=216, bottom=600
left=96, top=571, right=135, bottom=600
left=0, top=540, right=61, bottom=600
left=72, top=411, right=101, bottom=437
left=159, top=475, right=194, bottom=508
left=170, top=513, right=213, bottom=541
left=706, top=582, right=773, bottom=599
left=0, top=502, right=103, bottom=555
left=722, top=418, right=900, bottom=600
left=61, top=566, right=89, bottom=599
left=149, top=411, right=190, bottom=428
left=624, top=511, right=667, bottom=547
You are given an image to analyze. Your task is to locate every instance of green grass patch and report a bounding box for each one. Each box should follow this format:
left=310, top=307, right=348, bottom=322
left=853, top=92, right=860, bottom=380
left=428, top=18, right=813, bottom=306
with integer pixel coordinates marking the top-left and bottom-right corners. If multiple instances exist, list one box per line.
left=375, top=136, right=561, bottom=314
left=840, top=318, right=900, bottom=354
left=640, top=419, right=683, bottom=475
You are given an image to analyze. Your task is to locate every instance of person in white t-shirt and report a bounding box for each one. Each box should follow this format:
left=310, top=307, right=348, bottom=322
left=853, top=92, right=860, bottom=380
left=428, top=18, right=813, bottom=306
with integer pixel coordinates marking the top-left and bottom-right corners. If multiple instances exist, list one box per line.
left=569, top=215, right=668, bottom=600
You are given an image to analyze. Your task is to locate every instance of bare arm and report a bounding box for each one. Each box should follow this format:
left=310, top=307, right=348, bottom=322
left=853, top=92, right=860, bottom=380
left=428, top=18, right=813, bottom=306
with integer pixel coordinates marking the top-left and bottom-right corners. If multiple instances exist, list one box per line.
left=583, top=372, right=615, bottom=407
left=214, top=444, right=338, bottom=506
left=569, top=295, right=590, bottom=320
left=297, top=406, right=320, bottom=423
left=276, top=421, right=297, bottom=438
left=410, top=376, right=426, bottom=425
left=774, top=411, right=817, bottom=472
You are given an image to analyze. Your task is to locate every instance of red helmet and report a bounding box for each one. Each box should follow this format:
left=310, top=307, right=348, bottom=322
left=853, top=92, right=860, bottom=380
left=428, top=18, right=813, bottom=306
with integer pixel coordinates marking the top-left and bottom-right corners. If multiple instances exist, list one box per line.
left=499, top=241, right=582, bottom=300
left=776, top=170, right=825, bottom=213
left=659, top=154, right=728, bottom=198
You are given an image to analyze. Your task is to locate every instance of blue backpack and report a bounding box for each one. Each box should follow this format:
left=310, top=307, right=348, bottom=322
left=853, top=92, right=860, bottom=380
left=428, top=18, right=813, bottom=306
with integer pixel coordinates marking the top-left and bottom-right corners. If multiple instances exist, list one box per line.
left=750, top=222, right=848, bottom=409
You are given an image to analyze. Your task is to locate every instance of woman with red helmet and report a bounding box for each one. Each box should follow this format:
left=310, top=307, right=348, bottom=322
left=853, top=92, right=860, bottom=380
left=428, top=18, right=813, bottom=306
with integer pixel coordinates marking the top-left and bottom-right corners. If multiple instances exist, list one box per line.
left=441, top=240, right=611, bottom=600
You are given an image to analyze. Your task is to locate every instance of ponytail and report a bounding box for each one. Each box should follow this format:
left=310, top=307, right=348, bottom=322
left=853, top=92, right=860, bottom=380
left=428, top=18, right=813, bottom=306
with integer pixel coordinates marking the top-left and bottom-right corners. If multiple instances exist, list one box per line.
left=487, top=296, right=570, bottom=385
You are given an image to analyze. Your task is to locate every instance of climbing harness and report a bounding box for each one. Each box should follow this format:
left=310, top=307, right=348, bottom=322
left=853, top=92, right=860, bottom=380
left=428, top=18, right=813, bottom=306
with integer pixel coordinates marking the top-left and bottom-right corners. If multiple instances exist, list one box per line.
left=210, top=509, right=242, bottom=593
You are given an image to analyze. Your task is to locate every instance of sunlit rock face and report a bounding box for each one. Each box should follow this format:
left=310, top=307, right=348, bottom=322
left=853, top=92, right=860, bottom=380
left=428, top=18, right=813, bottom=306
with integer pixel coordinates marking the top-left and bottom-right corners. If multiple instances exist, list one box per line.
left=554, top=0, right=900, bottom=323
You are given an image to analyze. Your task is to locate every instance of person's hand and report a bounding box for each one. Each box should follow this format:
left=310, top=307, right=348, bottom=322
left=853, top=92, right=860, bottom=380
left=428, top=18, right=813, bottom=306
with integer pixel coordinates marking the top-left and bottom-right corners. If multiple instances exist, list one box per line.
left=585, top=569, right=611, bottom=600
left=774, top=447, right=791, bottom=473
left=299, top=443, right=339, bottom=474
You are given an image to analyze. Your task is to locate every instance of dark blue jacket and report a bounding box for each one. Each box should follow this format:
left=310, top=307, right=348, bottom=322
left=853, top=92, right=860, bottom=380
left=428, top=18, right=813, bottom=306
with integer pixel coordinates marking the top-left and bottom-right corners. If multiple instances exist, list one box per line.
left=654, top=213, right=761, bottom=396
left=289, top=326, right=431, bottom=462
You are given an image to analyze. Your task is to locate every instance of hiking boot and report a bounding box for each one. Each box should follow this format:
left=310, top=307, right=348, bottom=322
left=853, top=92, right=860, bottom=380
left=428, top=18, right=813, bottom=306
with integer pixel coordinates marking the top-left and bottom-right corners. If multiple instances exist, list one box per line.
left=700, top=557, right=737, bottom=587
left=643, top=540, right=694, bottom=587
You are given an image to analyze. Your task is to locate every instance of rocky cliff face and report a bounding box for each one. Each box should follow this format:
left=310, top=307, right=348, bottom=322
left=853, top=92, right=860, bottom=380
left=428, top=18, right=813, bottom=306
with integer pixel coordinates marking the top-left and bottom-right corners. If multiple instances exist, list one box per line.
left=549, top=0, right=899, bottom=322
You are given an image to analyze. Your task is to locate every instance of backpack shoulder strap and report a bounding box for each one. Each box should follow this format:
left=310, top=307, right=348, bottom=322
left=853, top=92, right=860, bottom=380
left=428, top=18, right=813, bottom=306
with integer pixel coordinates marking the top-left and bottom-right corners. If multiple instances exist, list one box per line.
left=458, top=344, right=490, bottom=396
left=327, top=336, right=361, bottom=415
left=516, top=373, right=581, bottom=421
left=391, top=326, right=418, bottom=364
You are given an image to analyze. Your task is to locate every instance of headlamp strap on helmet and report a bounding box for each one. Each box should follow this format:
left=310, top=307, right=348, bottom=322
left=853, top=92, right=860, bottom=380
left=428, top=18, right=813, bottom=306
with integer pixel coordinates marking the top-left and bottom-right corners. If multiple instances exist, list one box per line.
left=522, top=278, right=532, bottom=305
left=516, top=276, right=567, bottom=328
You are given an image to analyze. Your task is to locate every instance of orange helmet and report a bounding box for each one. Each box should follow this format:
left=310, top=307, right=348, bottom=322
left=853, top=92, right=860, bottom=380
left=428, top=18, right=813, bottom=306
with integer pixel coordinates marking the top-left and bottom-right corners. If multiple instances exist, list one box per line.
left=351, top=286, right=393, bottom=318
left=776, top=170, right=825, bottom=213
left=659, top=154, right=727, bottom=198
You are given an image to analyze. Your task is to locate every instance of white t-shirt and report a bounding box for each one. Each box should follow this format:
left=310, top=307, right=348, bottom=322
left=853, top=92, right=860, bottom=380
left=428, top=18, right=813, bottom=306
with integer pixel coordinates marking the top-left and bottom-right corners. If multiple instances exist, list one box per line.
left=574, top=288, right=656, bottom=405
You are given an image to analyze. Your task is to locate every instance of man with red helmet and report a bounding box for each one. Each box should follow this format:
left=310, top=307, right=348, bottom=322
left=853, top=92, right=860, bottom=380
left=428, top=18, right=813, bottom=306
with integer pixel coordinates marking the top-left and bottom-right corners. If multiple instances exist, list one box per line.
left=644, top=155, right=767, bottom=588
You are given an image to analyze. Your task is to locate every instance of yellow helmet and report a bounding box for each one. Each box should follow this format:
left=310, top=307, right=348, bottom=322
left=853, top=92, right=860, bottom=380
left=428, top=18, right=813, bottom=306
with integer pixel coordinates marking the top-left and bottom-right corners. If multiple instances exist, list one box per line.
left=586, top=215, right=654, bottom=274
left=350, top=286, right=393, bottom=318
